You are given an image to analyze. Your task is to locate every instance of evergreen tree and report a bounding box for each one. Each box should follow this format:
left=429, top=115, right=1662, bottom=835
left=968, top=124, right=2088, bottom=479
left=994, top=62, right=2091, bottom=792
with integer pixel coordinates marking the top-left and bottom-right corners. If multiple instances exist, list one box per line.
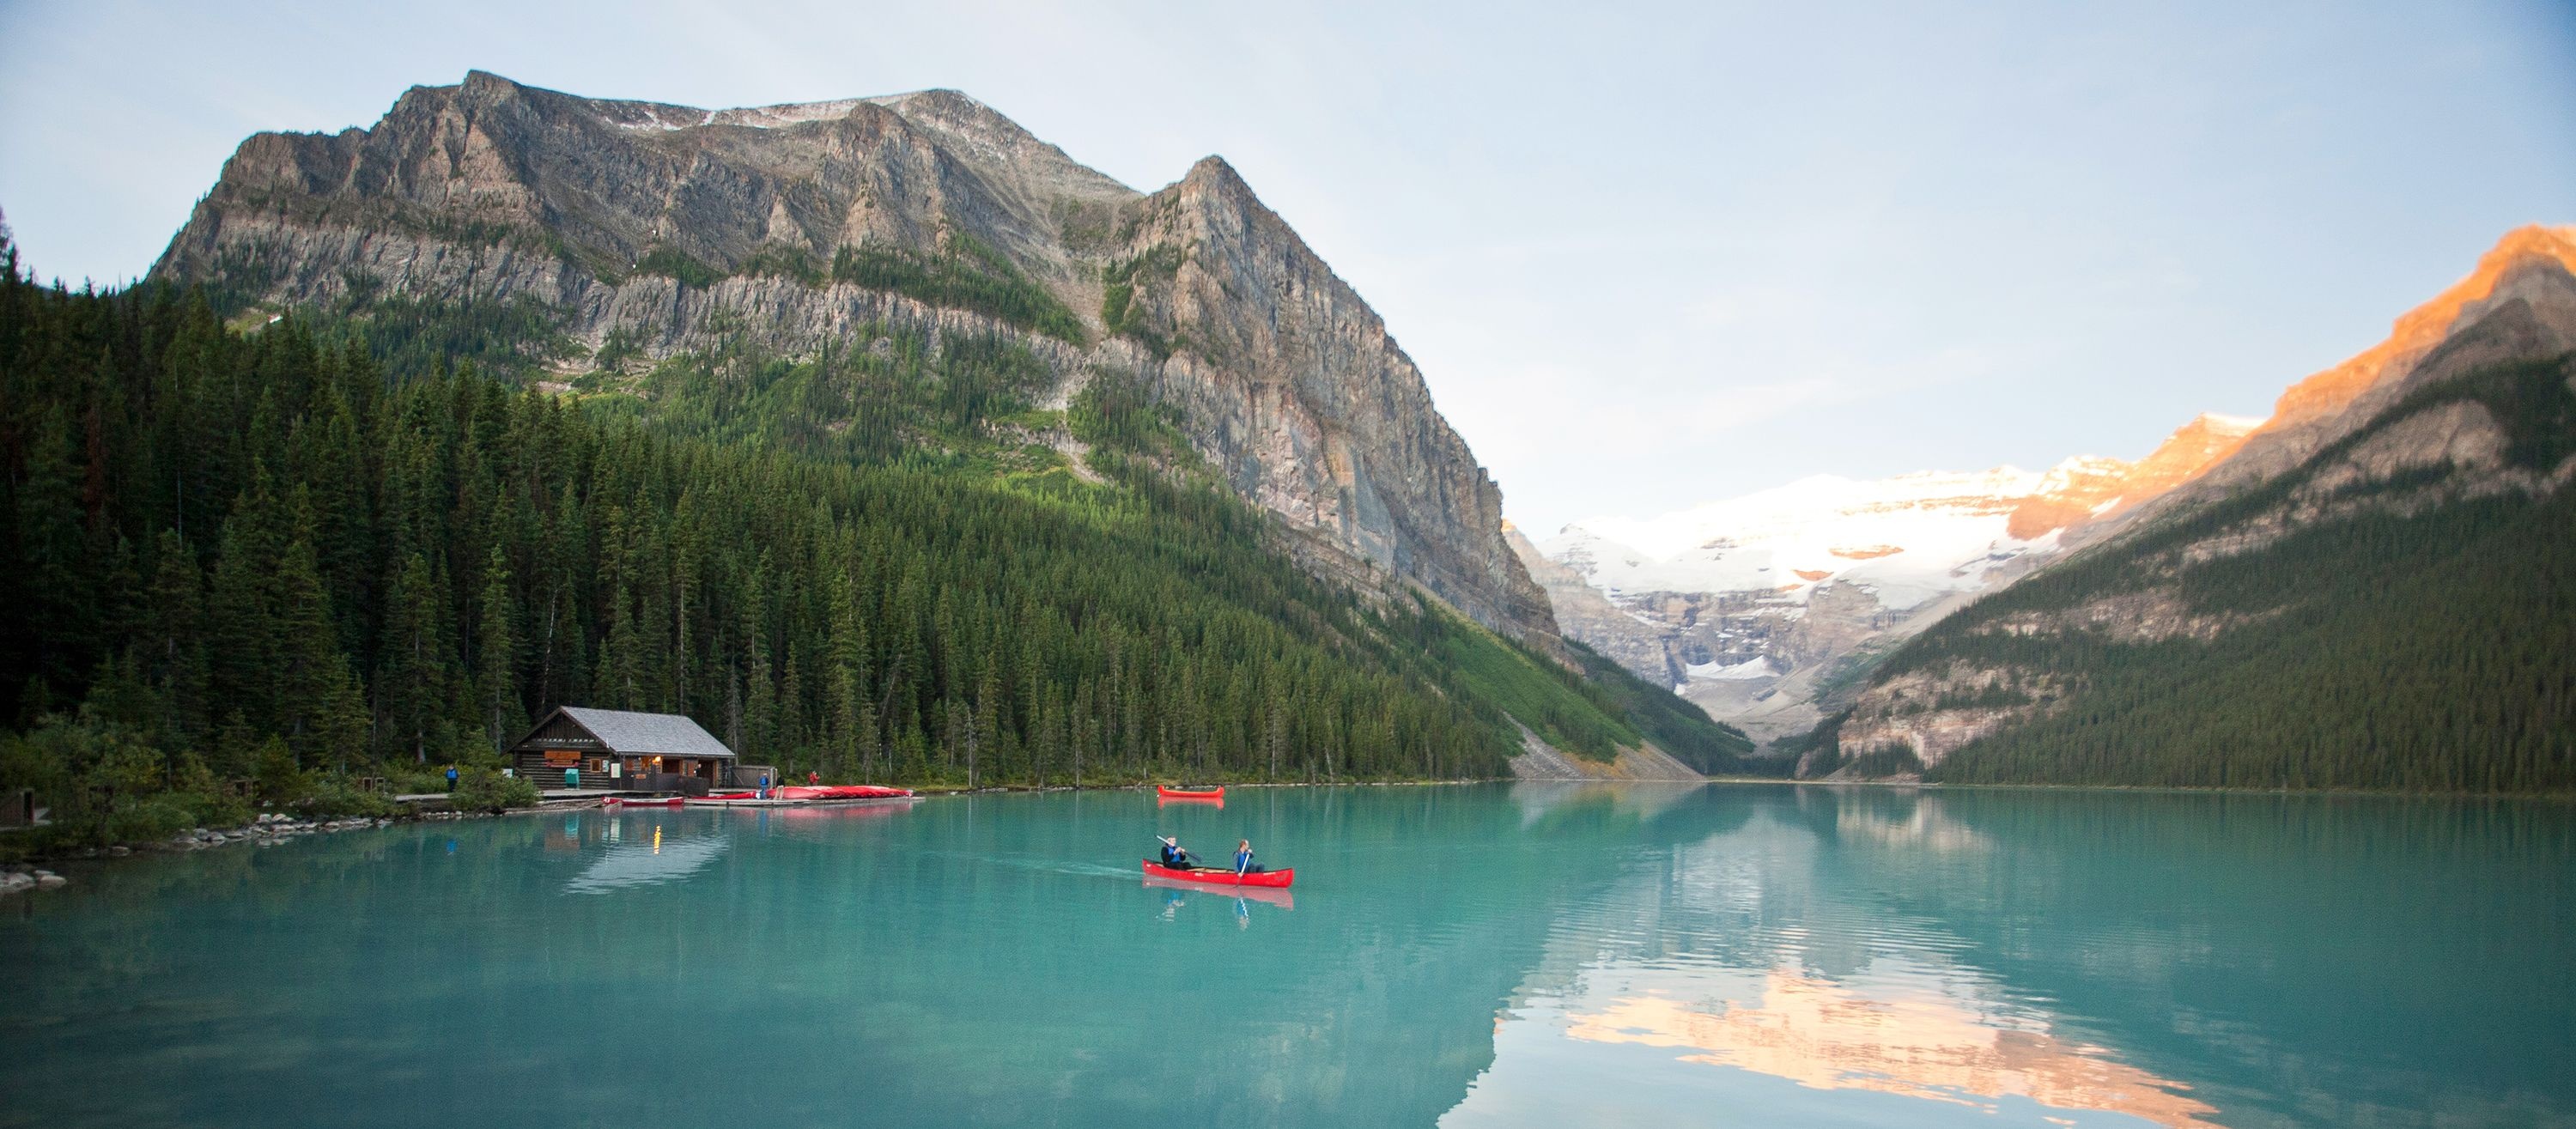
left=271, top=495, right=344, bottom=763
left=142, top=530, right=210, bottom=741
left=203, top=488, right=283, bottom=732
left=477, top=543, right=521, bottom=751
left=14, top=404, right=96, bottom=703
left=380, top=553, right=447, bottom=763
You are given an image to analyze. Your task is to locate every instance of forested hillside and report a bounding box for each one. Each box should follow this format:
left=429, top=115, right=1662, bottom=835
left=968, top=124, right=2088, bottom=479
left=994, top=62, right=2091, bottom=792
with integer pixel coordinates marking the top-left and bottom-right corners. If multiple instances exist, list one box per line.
left=0, top=241, right=1749, bottom=841
left=1800, top=350, right=2576, bottom=792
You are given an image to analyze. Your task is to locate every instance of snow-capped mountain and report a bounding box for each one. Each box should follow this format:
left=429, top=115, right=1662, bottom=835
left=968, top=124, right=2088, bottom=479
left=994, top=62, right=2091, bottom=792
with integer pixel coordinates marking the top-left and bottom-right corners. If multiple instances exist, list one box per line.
left=1516, top=413, right=2263, bottom=748
left=1546, top=467, right=2053, bottom=615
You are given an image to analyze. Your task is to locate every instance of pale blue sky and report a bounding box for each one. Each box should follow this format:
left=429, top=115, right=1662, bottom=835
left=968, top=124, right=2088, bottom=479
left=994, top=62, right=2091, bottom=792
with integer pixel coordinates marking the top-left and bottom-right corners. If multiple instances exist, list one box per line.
left=3, top=1, right=2570, bottom=531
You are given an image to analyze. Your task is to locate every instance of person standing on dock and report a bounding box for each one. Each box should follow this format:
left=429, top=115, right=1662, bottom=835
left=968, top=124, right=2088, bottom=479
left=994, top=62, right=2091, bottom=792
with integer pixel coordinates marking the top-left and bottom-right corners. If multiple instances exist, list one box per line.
left=758, top=771, right=770, bottom=800
left=446, top=764, right=458, bottom=792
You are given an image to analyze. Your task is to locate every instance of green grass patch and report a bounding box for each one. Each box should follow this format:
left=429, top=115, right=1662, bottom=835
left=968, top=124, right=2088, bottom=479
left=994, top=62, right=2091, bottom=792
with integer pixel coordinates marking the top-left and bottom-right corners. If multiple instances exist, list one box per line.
left=832, top=234, right=1085, bottom=343
left=635, top=244, right=724, bottom=288
left=1413, top=606, right=1637, bottom=762
left=1565, top=642, right=1762, bottom=773
left=1100, top=244, right=1185, bottom=357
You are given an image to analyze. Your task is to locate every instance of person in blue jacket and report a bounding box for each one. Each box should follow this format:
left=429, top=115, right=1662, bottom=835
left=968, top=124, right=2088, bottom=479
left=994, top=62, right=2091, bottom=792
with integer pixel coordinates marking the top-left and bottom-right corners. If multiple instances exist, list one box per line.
left=1234, top=839, right=1261, bottom=875
left=1157, top=835, right=1189, bottom=868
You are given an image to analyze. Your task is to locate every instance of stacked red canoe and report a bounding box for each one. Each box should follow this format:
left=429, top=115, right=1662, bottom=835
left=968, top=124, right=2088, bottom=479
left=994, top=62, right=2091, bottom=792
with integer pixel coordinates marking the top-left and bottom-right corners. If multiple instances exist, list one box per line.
left=769, top=784, right=914, bottom=800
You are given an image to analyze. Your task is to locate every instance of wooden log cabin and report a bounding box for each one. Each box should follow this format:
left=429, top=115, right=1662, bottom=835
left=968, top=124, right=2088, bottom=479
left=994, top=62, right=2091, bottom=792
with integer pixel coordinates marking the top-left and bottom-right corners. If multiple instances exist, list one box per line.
left=509, top=707, right=739, bottom=792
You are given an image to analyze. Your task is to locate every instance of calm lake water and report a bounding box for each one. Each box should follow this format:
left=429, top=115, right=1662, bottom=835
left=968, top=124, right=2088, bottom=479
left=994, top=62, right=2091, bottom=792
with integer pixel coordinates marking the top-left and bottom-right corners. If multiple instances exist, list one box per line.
left=3, top=785, right=2571, bottom=1127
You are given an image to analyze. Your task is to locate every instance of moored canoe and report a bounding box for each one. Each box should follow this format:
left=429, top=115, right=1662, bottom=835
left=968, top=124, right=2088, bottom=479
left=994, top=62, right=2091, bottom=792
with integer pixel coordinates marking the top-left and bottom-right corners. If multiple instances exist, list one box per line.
left=771, top=784, right=915, bottom=800
left=1157, top=786, right=1224, bottom=800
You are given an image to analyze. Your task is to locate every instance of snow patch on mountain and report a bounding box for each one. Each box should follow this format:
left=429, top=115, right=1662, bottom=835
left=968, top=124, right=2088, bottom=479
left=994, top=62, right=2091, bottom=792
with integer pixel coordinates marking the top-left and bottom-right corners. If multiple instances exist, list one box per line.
left=1540, top=467, right=2052, bottom=616
left=1686, top=656, right=1776, bottom=683
left=1521, top=392, right=2288, bottom=753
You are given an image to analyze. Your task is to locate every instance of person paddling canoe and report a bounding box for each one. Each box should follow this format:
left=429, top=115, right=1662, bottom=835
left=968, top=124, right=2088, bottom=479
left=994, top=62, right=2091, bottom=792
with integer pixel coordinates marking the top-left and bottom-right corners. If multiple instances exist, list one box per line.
left=1157, top=835, right=1190, bottom=869
left=1234, top=839, right=1261, bottom=875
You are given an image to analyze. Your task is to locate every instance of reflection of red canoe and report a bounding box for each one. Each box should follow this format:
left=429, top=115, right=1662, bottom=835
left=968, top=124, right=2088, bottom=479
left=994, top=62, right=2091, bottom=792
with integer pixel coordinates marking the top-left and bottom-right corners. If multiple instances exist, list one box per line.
left=687, top=794, right=921, bottom=809
left=1141, top=859, right=1293, bottom=888
left=771, top=785, right=915, bottom=800
left=766, top=802, right=911, bottom=819
left=1157, top=786, right=1224, bottom=800
left=1143, top=873, right=1296, bottom=909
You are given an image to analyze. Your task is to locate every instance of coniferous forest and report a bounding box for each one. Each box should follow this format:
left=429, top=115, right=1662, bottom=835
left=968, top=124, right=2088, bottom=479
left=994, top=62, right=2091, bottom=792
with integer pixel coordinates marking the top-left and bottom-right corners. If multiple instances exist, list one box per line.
left=0, top=240, right=1753, bottom=844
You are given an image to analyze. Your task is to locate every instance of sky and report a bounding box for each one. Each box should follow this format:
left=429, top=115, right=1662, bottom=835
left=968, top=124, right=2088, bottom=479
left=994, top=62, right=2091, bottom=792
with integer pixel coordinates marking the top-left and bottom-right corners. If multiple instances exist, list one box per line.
left=3, top=1, right=2571, bottom=533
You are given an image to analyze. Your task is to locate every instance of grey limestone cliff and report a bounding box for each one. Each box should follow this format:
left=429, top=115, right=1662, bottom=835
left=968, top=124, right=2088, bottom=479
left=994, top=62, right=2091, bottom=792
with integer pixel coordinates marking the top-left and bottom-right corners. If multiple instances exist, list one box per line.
left=155, top=70, right=1556, bottom=641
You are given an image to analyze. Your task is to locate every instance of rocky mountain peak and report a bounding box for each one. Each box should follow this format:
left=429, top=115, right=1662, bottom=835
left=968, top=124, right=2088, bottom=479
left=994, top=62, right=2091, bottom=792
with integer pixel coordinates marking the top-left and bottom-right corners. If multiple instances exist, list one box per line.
left=154, top=72, right=1558, bottom=645
left=1179, top=155, right=1252, bottom=192
left=2000, top=413, right=2263, bottom=541
left=2098, top=226, right=2576, bottom=530
left=2268, top=224, right=2576, bottom=430
left=2122, top=411, right=2263, bottom=489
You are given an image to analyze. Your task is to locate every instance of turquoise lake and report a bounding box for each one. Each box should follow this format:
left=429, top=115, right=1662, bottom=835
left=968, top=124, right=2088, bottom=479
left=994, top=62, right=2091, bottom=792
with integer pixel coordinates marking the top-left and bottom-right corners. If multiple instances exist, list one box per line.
left=3, top=784, right=2571, bottom=1127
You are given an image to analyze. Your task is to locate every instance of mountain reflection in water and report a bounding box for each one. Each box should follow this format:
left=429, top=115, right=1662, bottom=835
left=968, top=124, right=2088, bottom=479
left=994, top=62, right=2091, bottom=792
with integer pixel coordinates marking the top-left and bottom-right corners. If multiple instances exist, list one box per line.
left=1443, top=787, right=2573, bottom=1129
left=1564, top=967, right=2218, bottom=1127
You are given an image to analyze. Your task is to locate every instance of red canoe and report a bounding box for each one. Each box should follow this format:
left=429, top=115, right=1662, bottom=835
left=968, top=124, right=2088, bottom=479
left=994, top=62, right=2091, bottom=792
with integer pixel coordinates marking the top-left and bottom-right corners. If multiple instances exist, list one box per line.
left=769, top=785, right=916, bottom=800
left=1141, top=859, right=1294, bottom=889
left=604, top=796, right=684, bottom=808
left=1157, top=786, right=1224, bottom=800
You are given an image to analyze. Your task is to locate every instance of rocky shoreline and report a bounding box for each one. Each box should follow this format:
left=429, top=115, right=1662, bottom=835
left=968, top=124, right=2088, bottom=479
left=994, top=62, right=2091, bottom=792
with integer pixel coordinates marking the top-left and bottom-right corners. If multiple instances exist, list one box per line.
left=161, top=811, right=407, bottom=853
left=0, top=865, right=69, bottom=895
left=0, top=807, right=527, bottom=895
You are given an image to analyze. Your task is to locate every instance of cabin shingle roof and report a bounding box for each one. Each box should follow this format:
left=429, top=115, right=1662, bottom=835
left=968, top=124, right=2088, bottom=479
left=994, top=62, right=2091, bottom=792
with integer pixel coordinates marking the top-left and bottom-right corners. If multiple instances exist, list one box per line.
left=555, top=707, right=737, bottom=759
